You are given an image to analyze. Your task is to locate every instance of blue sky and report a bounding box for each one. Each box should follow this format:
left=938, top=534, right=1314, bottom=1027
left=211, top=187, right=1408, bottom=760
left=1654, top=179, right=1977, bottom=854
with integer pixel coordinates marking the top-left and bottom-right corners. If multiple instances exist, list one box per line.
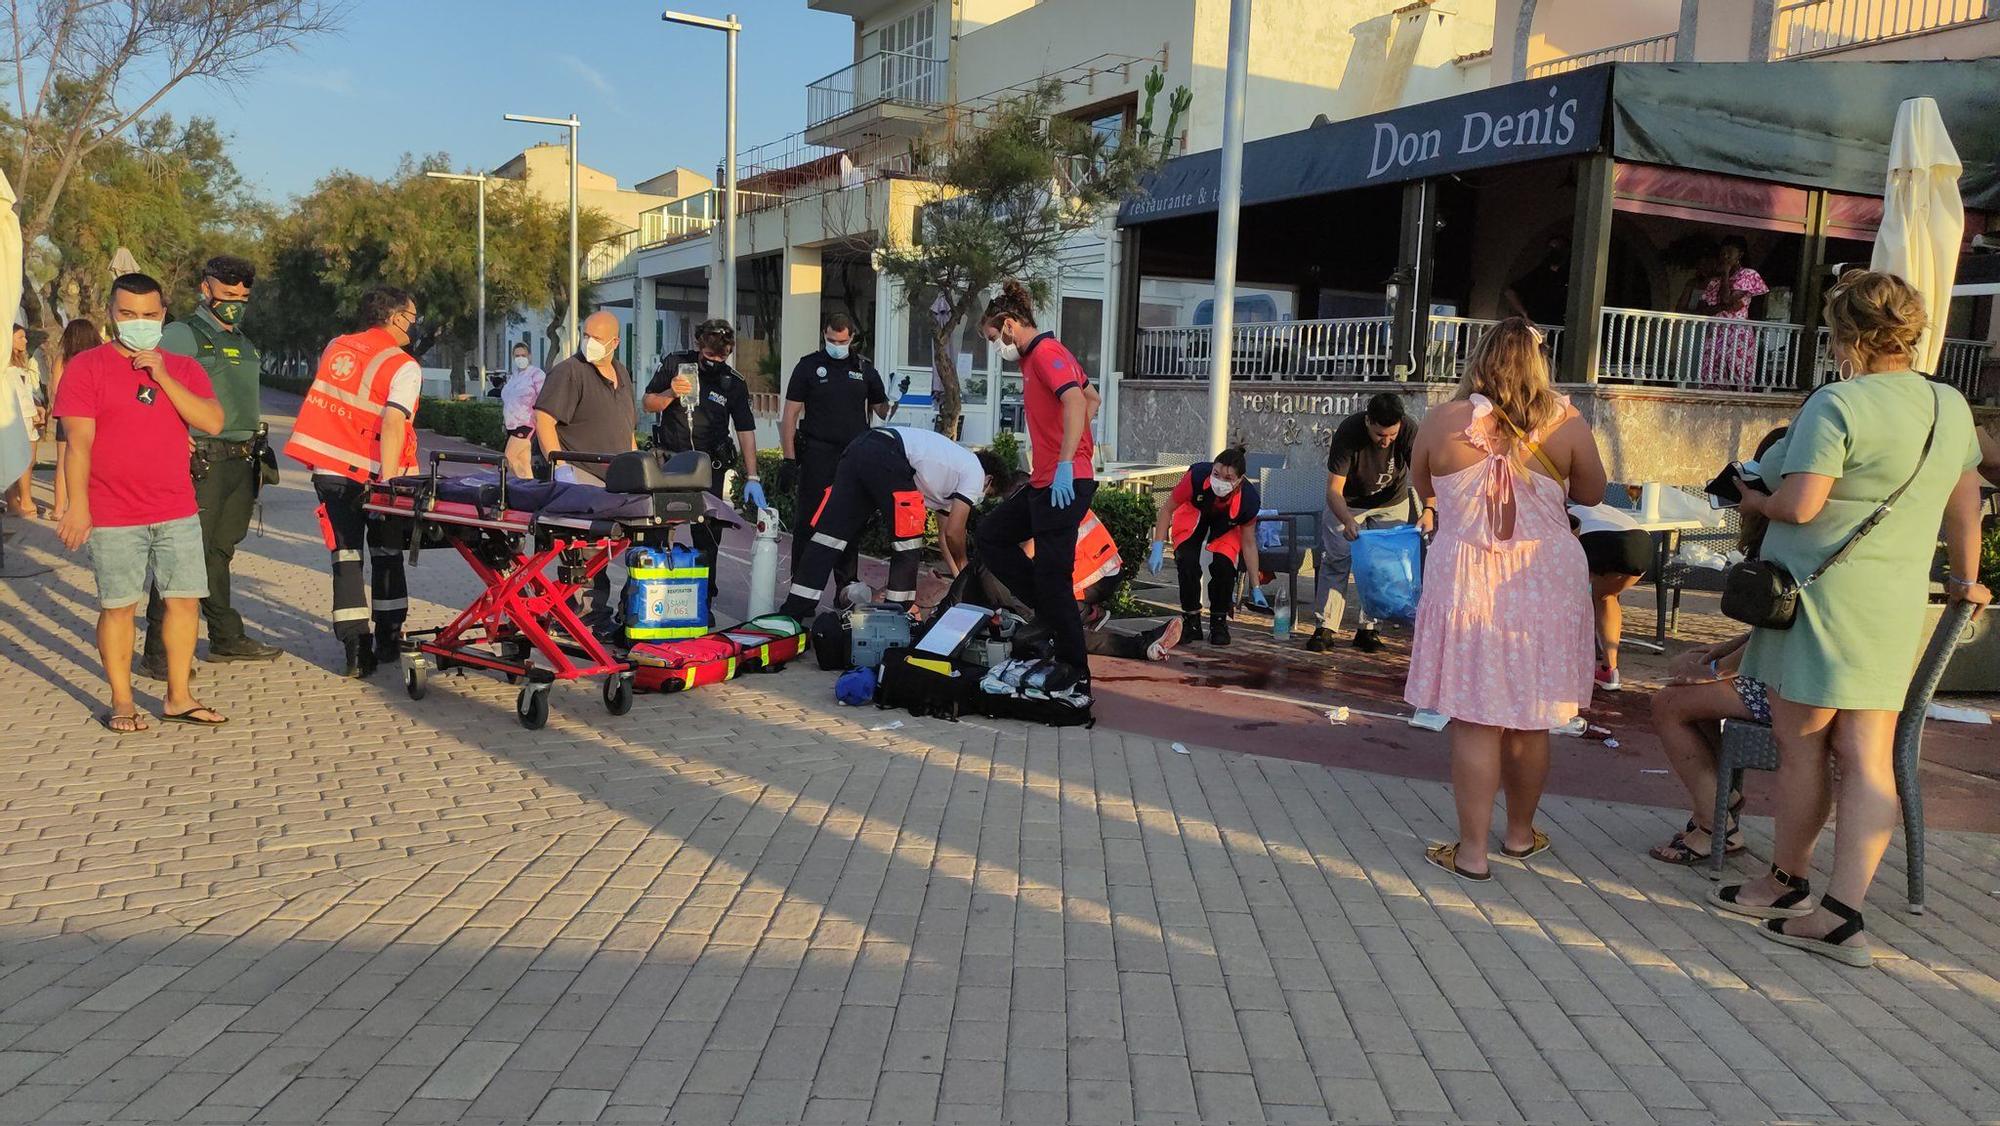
left=155, top=0, right=850, bottom=203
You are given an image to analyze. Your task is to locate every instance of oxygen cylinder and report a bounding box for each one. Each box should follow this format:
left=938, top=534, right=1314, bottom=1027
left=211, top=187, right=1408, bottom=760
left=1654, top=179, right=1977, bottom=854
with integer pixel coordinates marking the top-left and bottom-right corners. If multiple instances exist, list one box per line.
left=746, top=507, right=782, bottom=618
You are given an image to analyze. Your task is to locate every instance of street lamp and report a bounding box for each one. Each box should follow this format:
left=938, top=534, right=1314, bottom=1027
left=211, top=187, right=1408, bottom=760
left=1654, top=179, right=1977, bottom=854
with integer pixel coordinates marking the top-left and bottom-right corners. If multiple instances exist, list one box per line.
left=504, top=112, right=581, bottom=353
left=1208, top=0, right=1252, bottom=454
left=661, top=9, right=740, bottom=328
left=425, top=170, right=489, bottom=394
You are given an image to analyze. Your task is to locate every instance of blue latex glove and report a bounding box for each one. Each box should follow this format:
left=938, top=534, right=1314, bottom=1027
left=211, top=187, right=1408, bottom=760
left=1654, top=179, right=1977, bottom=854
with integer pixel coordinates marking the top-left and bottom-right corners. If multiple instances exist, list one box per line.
left=744, top=479, right=767, bottom=510
left=1249, top=587, right=1270, bottom=609
left=1147, top=540, right=1165, bottom=575
left=1048, top=462, right=1076, bottom=508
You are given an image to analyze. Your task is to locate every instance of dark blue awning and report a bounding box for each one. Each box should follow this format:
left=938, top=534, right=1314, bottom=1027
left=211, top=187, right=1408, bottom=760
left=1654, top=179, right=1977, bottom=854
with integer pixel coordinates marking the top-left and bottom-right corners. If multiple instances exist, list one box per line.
left=1119, top=59, right=2000, bottom=226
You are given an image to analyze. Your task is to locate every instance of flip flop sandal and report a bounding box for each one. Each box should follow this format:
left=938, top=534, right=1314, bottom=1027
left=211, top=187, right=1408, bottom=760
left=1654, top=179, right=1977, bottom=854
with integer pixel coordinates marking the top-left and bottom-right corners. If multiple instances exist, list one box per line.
left=1500, top=827, right=1551, bottom=860
left=1709, top=865, right=1813, bottom=920
left=162, top=707, right=228, bottom=727
left=100, top=712, right=149, bottom=734
left=1424, top=842, right=1491, bottom=883
left=1761, top=894, right=1872, bottom=968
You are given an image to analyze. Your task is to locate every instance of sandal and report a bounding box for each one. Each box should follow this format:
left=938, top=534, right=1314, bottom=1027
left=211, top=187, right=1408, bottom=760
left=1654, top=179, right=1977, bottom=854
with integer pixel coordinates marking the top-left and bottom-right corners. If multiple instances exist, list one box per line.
left=1762, top=893, right=1871, bottom=968
left=1423, top=842, right=1491, bottom=883
left=162, top=706, right=228, bottom=727
left=1649, top=825, right=1744, bottom=867
left=1710, top=865, right=1813, bottom=920
left=1500, top=827, right=1551, bottom=860
left=100, top=712, right=149, bottom=734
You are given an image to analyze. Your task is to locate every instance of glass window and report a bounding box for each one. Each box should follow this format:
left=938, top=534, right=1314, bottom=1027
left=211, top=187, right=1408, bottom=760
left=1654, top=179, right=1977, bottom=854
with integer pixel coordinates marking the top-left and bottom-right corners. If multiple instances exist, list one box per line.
left=1061, top=296, right=1103, bottom=377
left=904, top=288, right=990, bottom=390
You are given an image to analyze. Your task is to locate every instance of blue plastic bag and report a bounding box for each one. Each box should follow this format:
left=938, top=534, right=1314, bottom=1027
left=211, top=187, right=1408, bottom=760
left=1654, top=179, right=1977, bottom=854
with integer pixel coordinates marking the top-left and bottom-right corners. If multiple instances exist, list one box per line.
left=1351, top=524, right=1424, bottom=624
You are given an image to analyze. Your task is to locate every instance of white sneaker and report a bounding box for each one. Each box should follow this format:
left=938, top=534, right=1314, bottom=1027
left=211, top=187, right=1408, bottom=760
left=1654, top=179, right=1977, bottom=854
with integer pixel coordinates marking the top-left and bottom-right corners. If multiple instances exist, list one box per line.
left=1595, top=666, right=1622, bottom=691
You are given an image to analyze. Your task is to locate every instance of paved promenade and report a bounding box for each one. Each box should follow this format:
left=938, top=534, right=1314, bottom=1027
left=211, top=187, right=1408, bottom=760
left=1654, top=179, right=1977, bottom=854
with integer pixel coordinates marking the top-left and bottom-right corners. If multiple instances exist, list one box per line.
left=2, top=396, right=2000, bottom=1123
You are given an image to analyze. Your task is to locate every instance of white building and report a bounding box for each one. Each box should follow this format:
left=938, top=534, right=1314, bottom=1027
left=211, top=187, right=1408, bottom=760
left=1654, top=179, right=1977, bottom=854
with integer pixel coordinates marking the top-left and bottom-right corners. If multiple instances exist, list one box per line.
left=586, top=0, right=1498, bottom=449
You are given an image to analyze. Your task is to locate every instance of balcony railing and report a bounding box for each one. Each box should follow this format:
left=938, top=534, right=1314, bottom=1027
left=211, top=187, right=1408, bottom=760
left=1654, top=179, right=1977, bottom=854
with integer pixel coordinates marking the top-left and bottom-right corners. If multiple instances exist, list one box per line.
left=806, top=49, right=944, bottom=130
left=634, top=188, right=790, bottom=252
left=586, top=229, right=641, bottom=282
left=1813, top=326, right=1993, bottom=396
left=1527, top=31, right=1677, bottom=78
left=1134, top=317, right=1563, bottom=383
left=1772, top=0, right=1991, bottom=59
left=1599, top=308, right=1803, bottom=391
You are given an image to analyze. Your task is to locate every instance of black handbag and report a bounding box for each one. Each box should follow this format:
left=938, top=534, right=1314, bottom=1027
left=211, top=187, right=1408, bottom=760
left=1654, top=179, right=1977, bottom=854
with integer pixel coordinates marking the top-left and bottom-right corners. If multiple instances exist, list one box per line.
left=1720, top=385, right=1940, bottom=630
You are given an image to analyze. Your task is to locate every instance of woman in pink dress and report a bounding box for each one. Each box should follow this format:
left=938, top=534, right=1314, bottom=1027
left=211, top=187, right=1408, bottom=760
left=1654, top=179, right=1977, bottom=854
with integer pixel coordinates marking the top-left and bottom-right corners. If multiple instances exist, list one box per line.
left=1407, top=318, right=1608, bottom=881
left=1697, top=236, right=1770, bottom=389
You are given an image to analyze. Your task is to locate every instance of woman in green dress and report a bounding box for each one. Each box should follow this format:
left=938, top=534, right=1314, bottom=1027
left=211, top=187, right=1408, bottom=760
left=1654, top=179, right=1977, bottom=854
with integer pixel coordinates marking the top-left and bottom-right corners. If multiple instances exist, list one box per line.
left=1709, top=270, right=1990, bottom=967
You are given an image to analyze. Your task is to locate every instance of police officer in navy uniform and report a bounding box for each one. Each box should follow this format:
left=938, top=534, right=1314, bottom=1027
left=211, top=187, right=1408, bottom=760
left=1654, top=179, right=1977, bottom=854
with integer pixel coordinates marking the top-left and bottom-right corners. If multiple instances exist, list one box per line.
left=776, top=312, right=888, bottom=589
left=643, top=318, right=763, bottom=605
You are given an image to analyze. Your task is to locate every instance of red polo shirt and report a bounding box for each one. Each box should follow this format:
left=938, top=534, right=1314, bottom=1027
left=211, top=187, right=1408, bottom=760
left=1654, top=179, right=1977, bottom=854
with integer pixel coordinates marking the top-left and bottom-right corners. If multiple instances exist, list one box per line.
left=1019, top=332, right=1094, bottom=488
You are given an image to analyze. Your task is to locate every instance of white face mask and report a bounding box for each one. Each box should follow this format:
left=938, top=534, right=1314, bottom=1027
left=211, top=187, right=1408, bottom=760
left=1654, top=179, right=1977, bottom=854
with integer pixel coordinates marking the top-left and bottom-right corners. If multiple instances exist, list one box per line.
left=582, top=338, right=611, bottom=364
left=512, top=355, right=530, bottom=371
left=1210, top=475, right=1236, bottom=497
left=998, top=340, right=1020, bottom=363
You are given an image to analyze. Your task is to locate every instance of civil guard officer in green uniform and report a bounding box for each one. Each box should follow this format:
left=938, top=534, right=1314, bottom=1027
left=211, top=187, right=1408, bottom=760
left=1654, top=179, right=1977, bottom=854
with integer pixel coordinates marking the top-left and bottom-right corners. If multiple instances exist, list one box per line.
left=140, top=255, right=282, bottom=676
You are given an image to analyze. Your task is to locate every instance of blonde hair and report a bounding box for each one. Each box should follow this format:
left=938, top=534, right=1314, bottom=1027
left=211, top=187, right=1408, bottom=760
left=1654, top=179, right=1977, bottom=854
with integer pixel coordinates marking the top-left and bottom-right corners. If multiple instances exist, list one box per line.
left=1456, top=317, right=1564, bottom=453
left=1822, top=269, right=1925, bottom=368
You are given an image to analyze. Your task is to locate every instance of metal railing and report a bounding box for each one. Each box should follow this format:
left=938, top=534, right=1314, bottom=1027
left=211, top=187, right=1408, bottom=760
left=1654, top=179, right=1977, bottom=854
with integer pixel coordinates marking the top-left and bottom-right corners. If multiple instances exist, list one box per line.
left=634, top=188, right=789, bottom=252
left=806, top=49, right=945, bottom=129
left=1812, top=326, right=1993, bottom=395
left=1599, top=307, right=1804, bottom=391
left=1772, top=0, right=1990, bottom=58
left=1134, top=316, right=1566, bottom=383
left=1527, top=31, right=1677, bottom=77
left=586, top=229, right=641, bottom=281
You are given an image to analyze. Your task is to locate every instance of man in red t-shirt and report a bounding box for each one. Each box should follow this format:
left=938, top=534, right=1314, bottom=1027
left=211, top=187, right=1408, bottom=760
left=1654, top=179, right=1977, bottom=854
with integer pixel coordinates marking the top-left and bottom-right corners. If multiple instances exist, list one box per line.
left=971, top=280, right=1098, bottom=678
left=52, top=273, right=227, bottom=733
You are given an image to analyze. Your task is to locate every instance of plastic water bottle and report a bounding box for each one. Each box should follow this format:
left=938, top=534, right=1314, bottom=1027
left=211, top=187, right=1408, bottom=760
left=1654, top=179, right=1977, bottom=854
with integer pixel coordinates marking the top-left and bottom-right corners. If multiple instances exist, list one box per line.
left=1271, top=584, right=1293, bottom=642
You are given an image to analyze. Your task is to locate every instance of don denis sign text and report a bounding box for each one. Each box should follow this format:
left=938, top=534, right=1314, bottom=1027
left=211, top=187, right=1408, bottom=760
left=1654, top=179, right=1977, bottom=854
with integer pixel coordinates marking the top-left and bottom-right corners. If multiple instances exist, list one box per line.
left=1368, top=87, right=1580, bottom=179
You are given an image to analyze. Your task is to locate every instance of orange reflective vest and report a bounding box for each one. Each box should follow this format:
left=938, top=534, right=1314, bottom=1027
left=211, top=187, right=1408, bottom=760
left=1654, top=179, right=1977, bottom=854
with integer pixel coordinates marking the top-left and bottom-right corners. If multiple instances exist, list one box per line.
left=1022, top=509, right=1123, bottom=601
left=1169, top=462, right=1255, bottom=565
left=283, top=327, right=419, bottom=482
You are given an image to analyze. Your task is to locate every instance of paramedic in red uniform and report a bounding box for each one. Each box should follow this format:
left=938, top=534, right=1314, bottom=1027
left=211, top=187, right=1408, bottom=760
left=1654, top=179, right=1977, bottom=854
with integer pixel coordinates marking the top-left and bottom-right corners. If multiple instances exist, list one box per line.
left=283, top=287, right=423, bottom=678
left=971, top=279, right=1096, bottom=679
left=1147, top=448, right=1264, bottom=646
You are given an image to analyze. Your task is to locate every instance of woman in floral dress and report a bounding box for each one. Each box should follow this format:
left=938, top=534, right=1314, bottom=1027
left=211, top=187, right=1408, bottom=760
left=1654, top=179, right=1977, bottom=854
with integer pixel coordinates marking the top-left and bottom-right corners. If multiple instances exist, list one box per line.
left=1698, top=236, right=1770, bottom=389
left=1406, top=319, right=1609, bottom=881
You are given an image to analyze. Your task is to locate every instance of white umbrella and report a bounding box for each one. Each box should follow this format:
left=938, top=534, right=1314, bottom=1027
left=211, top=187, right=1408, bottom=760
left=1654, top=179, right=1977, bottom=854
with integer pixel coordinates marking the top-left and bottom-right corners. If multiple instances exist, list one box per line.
left=1870, top=96, right=1963, bottom=375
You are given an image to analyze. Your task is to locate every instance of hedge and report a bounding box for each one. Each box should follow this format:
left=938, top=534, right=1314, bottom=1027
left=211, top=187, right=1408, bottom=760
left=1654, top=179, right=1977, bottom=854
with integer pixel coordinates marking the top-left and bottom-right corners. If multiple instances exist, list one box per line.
left=415, top=399, right=507, bottom=451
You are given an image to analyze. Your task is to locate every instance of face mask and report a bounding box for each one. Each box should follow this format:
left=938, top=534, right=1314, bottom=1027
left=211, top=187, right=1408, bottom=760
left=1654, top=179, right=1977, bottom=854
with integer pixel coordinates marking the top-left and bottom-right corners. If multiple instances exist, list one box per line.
left=513, top=355, right=530, bottom=371
left=208, top=298, right=246, bottom=326
left=1210, top=475, right=1236, bottom=497
left=115, top=318, right=164, bottom=352
left=582, top=338, right=611, bottom=364
left=998, top=340, right=1020, bottom=363
left=824, top=340, right=849, bottom=360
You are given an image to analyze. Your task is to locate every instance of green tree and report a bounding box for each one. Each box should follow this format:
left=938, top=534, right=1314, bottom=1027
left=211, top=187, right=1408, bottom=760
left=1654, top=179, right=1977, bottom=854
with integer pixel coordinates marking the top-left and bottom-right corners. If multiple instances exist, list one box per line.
left=253, top=156, right=617, bottom=385
left=873, top=73, right=1185, bottom=433
left=3, top=0, right=342, bottom=334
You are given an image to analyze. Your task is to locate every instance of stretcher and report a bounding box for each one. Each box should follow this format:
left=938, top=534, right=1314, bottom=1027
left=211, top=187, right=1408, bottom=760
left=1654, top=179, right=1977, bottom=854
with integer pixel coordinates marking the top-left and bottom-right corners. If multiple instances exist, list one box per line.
left=362, top=448, right=732, bottom=729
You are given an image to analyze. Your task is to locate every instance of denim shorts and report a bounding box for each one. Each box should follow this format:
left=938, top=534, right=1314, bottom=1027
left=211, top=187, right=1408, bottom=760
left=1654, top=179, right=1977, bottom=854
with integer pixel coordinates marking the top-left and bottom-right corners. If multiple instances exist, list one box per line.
left=89, top=515, right=207, bottom=609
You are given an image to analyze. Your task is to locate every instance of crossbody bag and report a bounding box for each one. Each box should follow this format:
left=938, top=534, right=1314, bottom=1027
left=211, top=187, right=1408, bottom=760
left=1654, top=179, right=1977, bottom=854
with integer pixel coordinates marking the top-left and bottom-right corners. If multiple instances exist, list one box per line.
left=1720, top=384, right=1940, bottom=630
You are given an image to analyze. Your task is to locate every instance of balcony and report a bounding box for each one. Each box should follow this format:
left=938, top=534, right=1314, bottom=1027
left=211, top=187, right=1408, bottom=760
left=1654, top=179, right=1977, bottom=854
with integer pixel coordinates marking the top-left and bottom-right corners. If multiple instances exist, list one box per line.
left=1526, top=31, right=1677, bottom=78
left=805, top=50, right=945, bottom=148
left=1772, top=0, right=1991, bottom=59
left=1134, top=309, right=1991, bottom=396
left=585, top=229, right=641, bottom=283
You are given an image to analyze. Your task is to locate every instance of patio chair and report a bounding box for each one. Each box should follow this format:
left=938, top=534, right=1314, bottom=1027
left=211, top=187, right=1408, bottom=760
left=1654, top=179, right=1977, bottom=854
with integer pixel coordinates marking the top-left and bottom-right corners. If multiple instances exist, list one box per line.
left=1710, top=600, right=1976, bottom=914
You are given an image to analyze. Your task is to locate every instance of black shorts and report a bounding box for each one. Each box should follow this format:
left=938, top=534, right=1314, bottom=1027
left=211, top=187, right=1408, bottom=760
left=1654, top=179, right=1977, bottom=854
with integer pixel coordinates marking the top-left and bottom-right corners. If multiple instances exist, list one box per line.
left=1580, top=529, right=1652, bottom=577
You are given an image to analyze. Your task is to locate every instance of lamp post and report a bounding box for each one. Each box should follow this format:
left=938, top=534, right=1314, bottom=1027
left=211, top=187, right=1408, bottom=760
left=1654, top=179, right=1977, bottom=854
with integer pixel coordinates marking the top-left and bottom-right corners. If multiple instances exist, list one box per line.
left=661, top=9, right=741, bottom=328
left=504, top=112, right=581, bottom=352
left=1207, top=0, right=1251, bottom=455
left=424, top=170, right=489, bottom=394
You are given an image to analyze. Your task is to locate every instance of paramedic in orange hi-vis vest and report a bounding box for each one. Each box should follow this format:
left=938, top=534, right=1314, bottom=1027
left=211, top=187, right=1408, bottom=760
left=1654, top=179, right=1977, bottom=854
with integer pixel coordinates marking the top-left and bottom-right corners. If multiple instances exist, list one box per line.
left=282, top=287, right=424, bottom=679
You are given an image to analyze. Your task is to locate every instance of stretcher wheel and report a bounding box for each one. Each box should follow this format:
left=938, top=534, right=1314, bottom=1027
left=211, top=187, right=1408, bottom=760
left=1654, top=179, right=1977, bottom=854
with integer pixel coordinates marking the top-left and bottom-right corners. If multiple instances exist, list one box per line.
left=404, top=661, right=428, bottom=701
left=516, top=685, right=549, bottom=730
left=603, top=673, right=634, bottom=716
